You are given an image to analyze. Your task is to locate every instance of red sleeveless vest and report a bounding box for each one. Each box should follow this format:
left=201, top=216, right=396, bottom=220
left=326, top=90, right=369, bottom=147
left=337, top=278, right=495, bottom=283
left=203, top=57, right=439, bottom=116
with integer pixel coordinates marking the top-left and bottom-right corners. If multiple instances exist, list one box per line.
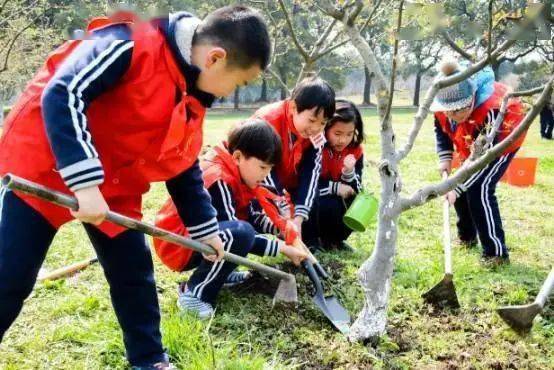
left=253, top=100, right=312, bottom=190
left=434, top=82, right=526, bottom=161
left=320, top=145, right=363, bottom=182
left=153, top=145, right=298, bottom=272
left=0, top=15, right=205, bottom=237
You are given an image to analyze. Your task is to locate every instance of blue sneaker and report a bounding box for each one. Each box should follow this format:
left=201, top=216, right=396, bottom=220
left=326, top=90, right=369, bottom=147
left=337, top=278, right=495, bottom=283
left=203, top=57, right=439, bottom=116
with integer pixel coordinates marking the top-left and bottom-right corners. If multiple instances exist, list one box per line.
left=177, top=285, right=214, bottom=320
left=223, top=270, right=253, bottom=287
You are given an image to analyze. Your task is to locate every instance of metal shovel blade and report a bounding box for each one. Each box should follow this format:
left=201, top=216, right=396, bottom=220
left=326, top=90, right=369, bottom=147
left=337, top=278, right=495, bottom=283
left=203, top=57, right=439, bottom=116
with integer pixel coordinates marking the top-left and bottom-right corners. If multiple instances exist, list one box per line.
left=272, top=275, right=298, bottom=305
left=303, top=260, right=351, bottom=334
left=496, top=302, right=542, bottom=333
left=312, top=293, right=351, bottom=334
left=422, top=273, right=460, bottom=309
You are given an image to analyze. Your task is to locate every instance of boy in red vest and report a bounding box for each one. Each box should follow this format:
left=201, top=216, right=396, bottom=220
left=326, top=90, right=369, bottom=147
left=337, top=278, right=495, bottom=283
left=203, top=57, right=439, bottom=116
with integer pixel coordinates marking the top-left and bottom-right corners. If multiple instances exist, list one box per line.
left=431, top=61, right=526, bottom=265
left=253, top=77, right=335, bottom=250
left=0, top=6, right=270, bottom=369
left=153, top=120, right=307, bottom=318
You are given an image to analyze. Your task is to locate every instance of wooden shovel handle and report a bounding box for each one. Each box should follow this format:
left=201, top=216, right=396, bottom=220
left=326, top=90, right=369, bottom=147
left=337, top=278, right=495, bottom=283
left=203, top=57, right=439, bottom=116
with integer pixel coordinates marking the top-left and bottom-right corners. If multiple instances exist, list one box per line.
left=38, top=257, right=98, bottom=281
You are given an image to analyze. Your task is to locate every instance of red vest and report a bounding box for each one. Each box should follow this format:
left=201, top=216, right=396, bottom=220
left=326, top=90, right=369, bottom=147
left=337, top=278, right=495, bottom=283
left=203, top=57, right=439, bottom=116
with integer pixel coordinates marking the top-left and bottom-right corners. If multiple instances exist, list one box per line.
left=320, top=145, right=363, bottom=182
left=153, top=145, right=298, bottom=272
left=435, top=82, right=526, bottom=161
left=253, top=100, right=312, bottom=190
left=0, top=16, right=205, bottom=237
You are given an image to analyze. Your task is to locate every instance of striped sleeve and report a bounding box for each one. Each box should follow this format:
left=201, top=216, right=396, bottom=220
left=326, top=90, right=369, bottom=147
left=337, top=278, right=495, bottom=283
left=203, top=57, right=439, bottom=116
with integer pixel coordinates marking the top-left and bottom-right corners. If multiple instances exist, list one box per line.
left=434, top=116, right=454, bottom=163
left=41, top=24, right=133, bottom=191
left=319, top=180, right=340, bottom=197
left=293, top=146, right=322, bottom=219
left=207, top=181, right=239, bottom=222
left=166, top=161, right=219, bottom=242
left=250, top=235, right=280, bottom=257
left=248, top=203, right=279, bottom=235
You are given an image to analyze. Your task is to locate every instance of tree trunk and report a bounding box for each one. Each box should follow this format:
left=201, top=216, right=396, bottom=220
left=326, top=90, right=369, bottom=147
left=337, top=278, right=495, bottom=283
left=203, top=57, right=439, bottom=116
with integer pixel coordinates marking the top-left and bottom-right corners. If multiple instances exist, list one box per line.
left=234, top=87, right=240, bottom=110
left=279, top=67, right=288, bottom=100
left=341, top=21, right=402, bottom=342
left=413, top=72, right=422, bottom=107
left=258, top=76, right=268, bottom=102
left=363, top=67, right=373, bottom=105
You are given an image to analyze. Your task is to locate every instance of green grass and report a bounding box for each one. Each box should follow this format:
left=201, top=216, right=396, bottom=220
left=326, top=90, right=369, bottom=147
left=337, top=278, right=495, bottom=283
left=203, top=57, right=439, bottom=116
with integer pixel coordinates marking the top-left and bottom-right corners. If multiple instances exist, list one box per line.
left=1, top=108, right=552, bottom=369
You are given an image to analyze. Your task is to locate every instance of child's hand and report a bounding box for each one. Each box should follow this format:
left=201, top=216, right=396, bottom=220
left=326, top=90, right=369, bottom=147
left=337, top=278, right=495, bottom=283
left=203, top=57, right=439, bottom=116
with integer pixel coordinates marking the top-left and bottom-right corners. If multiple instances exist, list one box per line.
left=71, top=186, right=109, bottom=225
left=438, top=160, right=452, bottom=175
left=202, top=235, right=225, bottom=262
left=280, top=242, right=308, bottom=266
left=342, top=154, right=356, bottom=173
left=292, top=216, right=303, bottom=238
left=445, top=190, right=457, bottom=205
left=337, top=184, right=355, bottom=199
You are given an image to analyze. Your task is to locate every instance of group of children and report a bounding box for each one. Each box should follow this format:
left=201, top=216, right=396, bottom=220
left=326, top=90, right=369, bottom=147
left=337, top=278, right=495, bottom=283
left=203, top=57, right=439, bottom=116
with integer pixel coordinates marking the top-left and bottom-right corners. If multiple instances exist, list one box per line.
left=0, top=4, right=527, bottom=369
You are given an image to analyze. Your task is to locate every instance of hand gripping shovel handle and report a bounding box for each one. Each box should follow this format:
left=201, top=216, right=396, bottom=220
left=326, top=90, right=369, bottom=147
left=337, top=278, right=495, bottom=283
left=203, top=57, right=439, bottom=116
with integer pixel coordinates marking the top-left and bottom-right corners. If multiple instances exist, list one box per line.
left=294, top=239, right=329, bottom=280
left=2, top=174, right=294, bottom=283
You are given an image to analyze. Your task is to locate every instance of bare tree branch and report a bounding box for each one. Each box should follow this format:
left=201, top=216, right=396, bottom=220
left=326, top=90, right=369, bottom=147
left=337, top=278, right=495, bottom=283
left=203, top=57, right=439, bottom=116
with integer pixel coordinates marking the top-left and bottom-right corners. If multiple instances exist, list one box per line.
left=400, top=76, right=554, bottom=211
left=382, top=0, right=404, bottom=125
left=266, top=67, right=290, bottom=95
left=276, top=0, right=309, bottom=60
left=439, top=29, right=475, bottom=61
left=0, top=13, right=42, bottom=74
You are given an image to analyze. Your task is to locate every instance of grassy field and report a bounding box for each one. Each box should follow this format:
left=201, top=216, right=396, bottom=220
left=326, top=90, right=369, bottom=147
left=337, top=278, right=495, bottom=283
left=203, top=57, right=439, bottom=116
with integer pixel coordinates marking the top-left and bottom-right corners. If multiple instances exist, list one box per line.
left=0, top=107, right=552, bottom=369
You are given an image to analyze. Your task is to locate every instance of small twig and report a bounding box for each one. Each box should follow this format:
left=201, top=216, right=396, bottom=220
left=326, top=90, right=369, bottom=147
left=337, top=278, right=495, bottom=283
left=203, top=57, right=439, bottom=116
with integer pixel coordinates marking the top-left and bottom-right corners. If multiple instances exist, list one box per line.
left=276, top=0, right=309, bottom=60
left=382, top=0, right=404, bottom=125
left=487, top=0, right=493, bottom=62
left=439, top=29, right=475, bottom=61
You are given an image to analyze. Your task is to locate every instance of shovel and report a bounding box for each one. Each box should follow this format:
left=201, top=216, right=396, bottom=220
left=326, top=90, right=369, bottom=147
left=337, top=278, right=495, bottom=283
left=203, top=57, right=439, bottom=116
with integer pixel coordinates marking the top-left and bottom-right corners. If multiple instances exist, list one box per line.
left=422, top=179, right=460, bottom=309
left=2, top=174, right=297, bottom=306
left=497, top=266, right=553, bottom=333
left=302, top=259, right=350, bottom=334
left=38, top=257, right=99, bottom=281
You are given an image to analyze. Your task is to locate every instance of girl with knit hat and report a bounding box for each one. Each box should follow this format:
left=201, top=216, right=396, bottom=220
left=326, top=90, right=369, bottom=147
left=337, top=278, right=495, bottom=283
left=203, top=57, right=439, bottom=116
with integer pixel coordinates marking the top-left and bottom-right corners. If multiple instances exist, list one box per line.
left=431, top=61, right=526, bottom=265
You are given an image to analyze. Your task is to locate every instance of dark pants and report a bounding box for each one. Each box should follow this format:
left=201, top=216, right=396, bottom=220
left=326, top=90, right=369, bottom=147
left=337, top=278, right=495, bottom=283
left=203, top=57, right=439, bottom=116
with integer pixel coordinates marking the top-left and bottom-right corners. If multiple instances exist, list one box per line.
left=540, top=105, right=553, bottom=139
left=453, top=152, right=515, bottom=257
left=184, top=220, right=255, bottom=304
left=304, top=194, right=353, bottom=245
left=0, top=190, right=166, bottom=366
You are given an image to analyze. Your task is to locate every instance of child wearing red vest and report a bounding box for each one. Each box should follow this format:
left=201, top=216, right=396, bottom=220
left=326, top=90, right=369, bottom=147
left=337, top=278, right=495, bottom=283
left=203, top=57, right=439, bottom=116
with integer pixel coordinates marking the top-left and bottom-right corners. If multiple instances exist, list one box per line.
left=253, top=77, right=335, bottom=249
left=431, top=61, right=526, bottom=264
left=153, top=120, right=307, bottom=318
left=304, top=100, right=364, bottom=251
left=0, top=6, right=270, bottom=369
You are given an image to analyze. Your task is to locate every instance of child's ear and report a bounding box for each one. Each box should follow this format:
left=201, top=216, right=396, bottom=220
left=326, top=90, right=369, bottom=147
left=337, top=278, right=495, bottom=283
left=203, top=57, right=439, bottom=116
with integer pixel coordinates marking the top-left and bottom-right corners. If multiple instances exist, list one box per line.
left=205, top=47, right=227, bottom=68
left=232, top=150, right=242, bottom=162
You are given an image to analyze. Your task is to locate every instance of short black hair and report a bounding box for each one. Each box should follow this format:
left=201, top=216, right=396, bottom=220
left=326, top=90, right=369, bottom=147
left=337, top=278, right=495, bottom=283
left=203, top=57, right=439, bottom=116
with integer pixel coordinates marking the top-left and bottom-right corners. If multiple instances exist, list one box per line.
left=228, top=119, right=282, bottom=165
left=291, top=76, right=336, bottom=120
left=194, top=5, right=271, bottom=70
left=326, top=99, right=365, bottom=147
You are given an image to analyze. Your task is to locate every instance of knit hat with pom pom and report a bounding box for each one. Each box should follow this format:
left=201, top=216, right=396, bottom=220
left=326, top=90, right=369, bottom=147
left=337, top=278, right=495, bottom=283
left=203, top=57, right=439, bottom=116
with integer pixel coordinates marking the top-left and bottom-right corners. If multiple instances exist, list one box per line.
left=430, top=60, right=476, bottom=112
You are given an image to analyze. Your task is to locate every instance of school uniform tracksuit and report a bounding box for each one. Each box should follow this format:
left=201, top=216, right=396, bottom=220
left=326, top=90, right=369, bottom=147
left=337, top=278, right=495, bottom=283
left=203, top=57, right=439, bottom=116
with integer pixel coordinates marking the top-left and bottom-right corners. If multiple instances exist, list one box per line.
left=0, top=12, right=218, bottom=367
left=434, top=107, right=519, bottom=258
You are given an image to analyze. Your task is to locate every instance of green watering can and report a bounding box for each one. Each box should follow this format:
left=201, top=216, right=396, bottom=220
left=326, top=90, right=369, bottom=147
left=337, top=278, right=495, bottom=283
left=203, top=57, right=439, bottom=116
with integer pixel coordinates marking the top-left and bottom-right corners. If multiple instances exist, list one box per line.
left=343, top=192, right=378, bottom=232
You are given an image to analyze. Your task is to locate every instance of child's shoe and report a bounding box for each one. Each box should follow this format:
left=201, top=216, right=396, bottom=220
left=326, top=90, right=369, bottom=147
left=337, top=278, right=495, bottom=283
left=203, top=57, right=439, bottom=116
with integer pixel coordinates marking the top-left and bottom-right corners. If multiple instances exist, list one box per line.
left=177, top=285, right=214, bottom=320
left=132, top=362, right=176, bottom=370
left=223, top=270, right=253, bottom=287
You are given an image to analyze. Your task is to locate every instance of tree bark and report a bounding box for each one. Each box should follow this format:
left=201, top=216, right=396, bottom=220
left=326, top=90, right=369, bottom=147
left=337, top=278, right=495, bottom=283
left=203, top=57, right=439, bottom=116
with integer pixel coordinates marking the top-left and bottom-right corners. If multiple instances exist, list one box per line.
left=259, top=76, right=268, bottom=102
left=279, top=67, right=288, bottom=100
left=234, top=87, right=240, bottom=110
left=363, top=67, right=373, bottom=105
left=413, top=72, right=422, bottom=107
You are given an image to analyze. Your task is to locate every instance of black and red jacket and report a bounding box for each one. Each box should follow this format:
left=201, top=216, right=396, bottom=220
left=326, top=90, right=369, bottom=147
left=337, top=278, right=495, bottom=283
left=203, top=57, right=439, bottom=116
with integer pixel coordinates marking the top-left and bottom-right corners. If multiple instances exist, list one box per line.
left=319, top=145, right=363, bottom=196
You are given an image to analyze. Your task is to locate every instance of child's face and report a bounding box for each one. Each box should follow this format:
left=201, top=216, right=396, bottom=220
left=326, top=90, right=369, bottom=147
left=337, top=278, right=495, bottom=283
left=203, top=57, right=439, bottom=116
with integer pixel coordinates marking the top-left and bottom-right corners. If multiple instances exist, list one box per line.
left=194, top=46, right=262, bottom=98
left=233, top=151, right=273, bottom=189
left=326, top=120, right=356, bottom=152
left=444, top=99, right=474, bottom=123
left=290, top=102, right=326, bottom=139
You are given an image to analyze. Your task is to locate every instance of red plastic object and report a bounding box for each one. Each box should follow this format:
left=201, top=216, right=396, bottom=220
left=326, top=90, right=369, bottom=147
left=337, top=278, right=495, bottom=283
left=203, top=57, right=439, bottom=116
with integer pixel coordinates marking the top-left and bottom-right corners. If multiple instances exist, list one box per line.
left=506, top=157, right=538, bottom=187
